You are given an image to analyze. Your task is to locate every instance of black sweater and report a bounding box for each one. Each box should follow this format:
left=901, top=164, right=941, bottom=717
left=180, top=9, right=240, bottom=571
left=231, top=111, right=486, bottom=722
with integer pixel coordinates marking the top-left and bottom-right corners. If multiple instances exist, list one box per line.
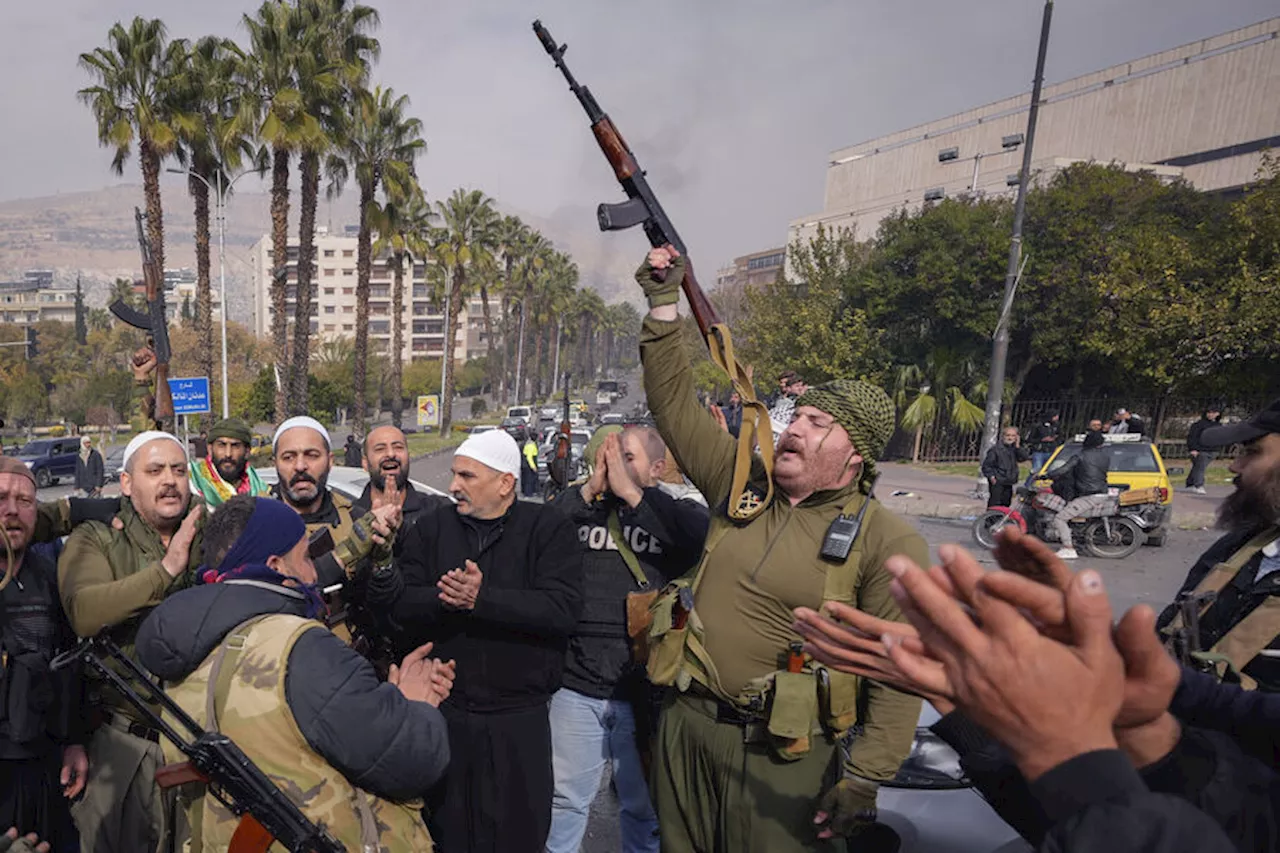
left=548, top=485, right=708, bottom=699
left=370, top=500, right=584, bottom=713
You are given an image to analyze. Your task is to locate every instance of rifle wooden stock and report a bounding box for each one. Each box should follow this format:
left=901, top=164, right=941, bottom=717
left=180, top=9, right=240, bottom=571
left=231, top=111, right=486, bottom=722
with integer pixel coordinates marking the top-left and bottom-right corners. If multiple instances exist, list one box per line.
left=228, top=813, right=275, bottom=853
left=591, top=118, right=638, bottom=182
left=155, top=761, right=208, bottom=788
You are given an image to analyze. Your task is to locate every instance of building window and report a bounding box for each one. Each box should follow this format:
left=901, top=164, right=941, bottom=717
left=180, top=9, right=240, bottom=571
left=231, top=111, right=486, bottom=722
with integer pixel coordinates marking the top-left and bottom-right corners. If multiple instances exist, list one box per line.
left=342, top=268, right=354, bottom=277
left=323, top=323, right=335, bottom=331
left=371, top=285, right=390, bottom=298
left=343, top=305, right=354, bottom=313
left=324, top=305, right=335, bottom=314
left=324, top=269, right=335, bottom=277
left=323, top=287, right=334, bottom=296
left=371, top=304, right=388, bottom=316
left=343, top=324, right=353, bottom=331
left=309, top=319, right=319, bottom=333
left=371, top=320, right=390, bottom=334
left=323, top=249, right=335, bottom=258
left=342, top=250, right=354, bottom=258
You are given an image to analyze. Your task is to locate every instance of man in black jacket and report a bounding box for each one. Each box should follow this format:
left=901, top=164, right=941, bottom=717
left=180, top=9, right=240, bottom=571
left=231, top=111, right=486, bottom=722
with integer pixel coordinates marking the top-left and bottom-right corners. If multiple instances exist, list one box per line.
left=0, top=458, right=86, bottom=853
left=1157, top=398, right=1280, bottom=691
left=1185, top=407, right=1222, bottom=494
left=369, top=429, right=584, bottom=853
left=1025, top=413, right=1061, bottom=485
left=982, top=427, right=1030, bottom=508
left=353, top=425, right=452, bottom=545
left=545, top=426, right=708, bottom=853
left=73, top=437, right=104, bottom=498
left=1044, top=430, right=1112, bottom=560
left=136, top=494, right=452, bottom=849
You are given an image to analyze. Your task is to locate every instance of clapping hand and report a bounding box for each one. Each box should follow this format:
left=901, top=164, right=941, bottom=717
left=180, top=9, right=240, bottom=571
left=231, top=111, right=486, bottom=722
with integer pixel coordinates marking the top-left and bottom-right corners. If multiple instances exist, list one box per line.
left=438, top=559, right=482, bottom=610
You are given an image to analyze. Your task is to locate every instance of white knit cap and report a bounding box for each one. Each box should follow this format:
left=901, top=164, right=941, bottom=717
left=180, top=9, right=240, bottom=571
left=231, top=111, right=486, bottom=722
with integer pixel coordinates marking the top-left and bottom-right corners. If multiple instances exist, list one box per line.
left=455, top=429, right=521, bottom=478
left=273, top=416, right=332, bottom=449
left=122, top=430, right=186, bottom=470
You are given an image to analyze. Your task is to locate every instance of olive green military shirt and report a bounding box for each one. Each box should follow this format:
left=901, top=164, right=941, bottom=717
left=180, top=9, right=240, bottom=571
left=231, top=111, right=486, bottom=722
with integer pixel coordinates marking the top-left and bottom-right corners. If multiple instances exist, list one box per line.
left=640, top=315, right=927, bottom=783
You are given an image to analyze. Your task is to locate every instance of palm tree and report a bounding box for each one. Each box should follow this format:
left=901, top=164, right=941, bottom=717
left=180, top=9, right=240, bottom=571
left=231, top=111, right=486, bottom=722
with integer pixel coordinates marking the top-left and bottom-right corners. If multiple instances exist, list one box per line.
left=174, top=36, right=254, bottom=398
left=432, top=189, right=498, bottom=435
left=571, top=287, right=606, bottom=383
left=79, top=17, right=191, bottom=324
left=893, top=349, right=987, bottom=462
left=513, top=230, right=552, bottom=403
left=328, top=85, right=425, bottom=434
left=540, top=253, right=579, bottom=395
left=493, top=215, right=528, bottom=403
left=371, top=184, right=436, bottom=428
left=290, top=0, right=380, bottom=415
left=242, top=0, right=320, bottom=418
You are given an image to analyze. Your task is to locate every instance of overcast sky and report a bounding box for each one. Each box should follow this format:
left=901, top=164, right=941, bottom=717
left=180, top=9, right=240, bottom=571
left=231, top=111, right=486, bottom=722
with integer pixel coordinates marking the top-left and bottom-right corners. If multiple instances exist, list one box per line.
left=1, top=0, right=1274, bottom=272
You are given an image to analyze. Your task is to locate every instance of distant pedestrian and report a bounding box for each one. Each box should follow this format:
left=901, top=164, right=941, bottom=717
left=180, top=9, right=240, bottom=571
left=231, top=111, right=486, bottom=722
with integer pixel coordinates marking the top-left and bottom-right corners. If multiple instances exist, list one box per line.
left=1185, top=406, right=1223, bottom=494
left=721, top=391, right=743, bottom=439
left=982, top=427, right=1029, bottom=508
left=522, top=432, right=540, bottom=497
left=1108, top=408, right=1145, bottom=436
left=1088, top=418, right=1104, bottom=434
left=1025, top=412, right=1061, bottom=484
left=73, top=436, right=104, bottom=498
left=343, top=433, right=362, bottom=467
left=768, top=372, right=808, bottom=445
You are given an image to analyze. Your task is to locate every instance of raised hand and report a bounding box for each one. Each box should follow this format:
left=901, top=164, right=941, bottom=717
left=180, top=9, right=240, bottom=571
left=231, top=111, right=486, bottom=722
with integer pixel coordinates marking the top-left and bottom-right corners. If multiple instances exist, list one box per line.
left=438, top=559, right=482, bottom=610
left=161, top=504, right=202, bottom=578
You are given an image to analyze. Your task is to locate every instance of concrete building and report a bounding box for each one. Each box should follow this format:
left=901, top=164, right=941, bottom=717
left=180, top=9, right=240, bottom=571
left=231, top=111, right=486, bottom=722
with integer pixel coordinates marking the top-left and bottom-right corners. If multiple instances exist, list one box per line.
left=790, top=17, right=1280, bottom=247
left=0, top=271, right=77, bottom=326
left=714, top=246, right=787, bottom=293
left=249, top=229, right=495, bottom=363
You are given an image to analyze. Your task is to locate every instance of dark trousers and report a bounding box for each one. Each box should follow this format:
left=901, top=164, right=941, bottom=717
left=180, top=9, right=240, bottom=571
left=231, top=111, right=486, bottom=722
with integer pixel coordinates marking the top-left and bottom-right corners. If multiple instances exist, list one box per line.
left=0, top=754, right=79, bottom=853
left=521, top=465, right=538, bottom=497
left=428, top=702, right=553, bottom=853
left=988, top=483, right=1014, bottom=508
left=1187, top=451, right=1215, bottom=488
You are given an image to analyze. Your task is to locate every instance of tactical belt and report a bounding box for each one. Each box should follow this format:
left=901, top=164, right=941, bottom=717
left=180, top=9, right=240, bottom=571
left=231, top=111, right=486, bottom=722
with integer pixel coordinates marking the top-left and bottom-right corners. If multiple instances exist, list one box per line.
left=100, top=707, right=160, bottom=744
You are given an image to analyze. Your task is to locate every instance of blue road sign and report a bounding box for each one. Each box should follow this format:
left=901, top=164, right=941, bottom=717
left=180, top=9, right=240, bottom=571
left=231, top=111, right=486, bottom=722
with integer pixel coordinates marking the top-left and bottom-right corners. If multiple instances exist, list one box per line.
left=168, top=377, right=211, bottom=416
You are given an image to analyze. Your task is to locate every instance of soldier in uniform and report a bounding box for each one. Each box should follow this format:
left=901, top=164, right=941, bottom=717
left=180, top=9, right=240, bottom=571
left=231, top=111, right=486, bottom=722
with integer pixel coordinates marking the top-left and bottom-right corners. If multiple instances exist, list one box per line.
left=136, top=493, right=451, bottom=850
left=1158, top=398, right=1280, bottom=690
left=57, top=432, right=204, bottom=852
left=635, top=246, right=929, bottom=852
left=187, top=417, right=269, bottom=510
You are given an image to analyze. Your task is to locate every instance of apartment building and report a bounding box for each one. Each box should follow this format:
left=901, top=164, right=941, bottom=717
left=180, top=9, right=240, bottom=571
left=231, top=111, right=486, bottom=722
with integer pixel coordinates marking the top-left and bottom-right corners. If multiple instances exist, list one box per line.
left=0, top=271, right=76, bottom=326
left=250, top=228, right=497, bottom=363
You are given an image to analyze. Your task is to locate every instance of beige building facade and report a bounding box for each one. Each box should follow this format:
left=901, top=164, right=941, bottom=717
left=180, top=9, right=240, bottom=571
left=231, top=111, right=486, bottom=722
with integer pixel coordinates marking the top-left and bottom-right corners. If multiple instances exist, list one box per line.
left=790, top=17, right=1280, bottom=247
left=0, top=271, right=76, bottom=326
left=250, top=229, right=495, bottom=364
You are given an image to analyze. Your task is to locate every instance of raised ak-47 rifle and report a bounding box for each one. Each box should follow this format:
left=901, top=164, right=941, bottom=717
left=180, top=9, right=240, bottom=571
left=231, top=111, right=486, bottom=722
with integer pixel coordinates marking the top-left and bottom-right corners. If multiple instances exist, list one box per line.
left=110, top=207, right=174, bottom=432
left=51, top=636, right=342, bottom=853
left=533, top=21, right=774, bottom=521
left=548, top=371, right=574, bottom=494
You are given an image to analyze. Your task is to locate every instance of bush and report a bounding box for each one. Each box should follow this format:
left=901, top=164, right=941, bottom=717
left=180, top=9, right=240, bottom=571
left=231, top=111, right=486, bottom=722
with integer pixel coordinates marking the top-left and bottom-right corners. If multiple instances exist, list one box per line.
left=470, top=397, right=487, bottom=418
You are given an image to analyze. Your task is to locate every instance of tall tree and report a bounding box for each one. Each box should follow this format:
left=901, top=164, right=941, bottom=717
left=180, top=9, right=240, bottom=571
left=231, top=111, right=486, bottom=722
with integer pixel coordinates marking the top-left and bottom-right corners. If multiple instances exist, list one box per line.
left=513, top=230, right=552, bottom=403
left=371, top=185, right=435, bottom=428
left=175, top=36, right=254, bottom=394
left=242, top=0, right=320, bottom=418
left=79, top=17, right=191, bottom=308
left=290, top=0, right=380, bottom=415
left=493, top=215, right=528, bottom=403
left=328, top=85, right=424, bottom=434
left=432, top=189, right=498, bottom=435
left=74, top=277, right=88, bottom=345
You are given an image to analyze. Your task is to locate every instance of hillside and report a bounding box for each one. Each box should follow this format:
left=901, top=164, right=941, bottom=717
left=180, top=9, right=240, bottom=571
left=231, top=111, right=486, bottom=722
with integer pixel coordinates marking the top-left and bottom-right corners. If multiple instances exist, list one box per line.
left=0, top=184, right=641, bottom=315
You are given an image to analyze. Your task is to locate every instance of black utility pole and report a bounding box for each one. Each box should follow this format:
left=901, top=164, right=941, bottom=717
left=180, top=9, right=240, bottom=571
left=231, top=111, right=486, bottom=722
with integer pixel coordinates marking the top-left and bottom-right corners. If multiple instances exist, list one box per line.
left=976, top=0, right=1053, bottom=495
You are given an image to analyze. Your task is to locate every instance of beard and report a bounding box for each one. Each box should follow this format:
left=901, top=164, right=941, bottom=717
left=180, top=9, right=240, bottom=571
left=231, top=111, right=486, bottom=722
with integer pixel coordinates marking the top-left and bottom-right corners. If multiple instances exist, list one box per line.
left=214, top=455, right=248, bottom=484
left=284, top=470, right=330, bottom=506
left=1217, top=469, right=1280, bottom=532
left=370, top=463, right=409, bottom=492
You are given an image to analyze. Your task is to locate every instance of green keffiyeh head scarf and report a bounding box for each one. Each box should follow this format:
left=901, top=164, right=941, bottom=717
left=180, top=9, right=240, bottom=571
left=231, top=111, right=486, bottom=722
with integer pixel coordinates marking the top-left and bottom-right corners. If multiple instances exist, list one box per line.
left=795, top=379, right=896, bottom=493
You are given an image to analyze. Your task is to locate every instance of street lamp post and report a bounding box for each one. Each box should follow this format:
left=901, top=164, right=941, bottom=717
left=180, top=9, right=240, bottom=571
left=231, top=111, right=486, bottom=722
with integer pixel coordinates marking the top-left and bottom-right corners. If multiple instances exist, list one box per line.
left=974, top=0, right=1054, bottom=498
left=169, top=167, right=261, bottom=420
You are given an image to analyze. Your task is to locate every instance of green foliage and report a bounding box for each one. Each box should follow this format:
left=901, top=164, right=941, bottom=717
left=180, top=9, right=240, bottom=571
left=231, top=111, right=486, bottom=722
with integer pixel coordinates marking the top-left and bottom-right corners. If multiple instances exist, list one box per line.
left=470, top=397, right=487, bottom=418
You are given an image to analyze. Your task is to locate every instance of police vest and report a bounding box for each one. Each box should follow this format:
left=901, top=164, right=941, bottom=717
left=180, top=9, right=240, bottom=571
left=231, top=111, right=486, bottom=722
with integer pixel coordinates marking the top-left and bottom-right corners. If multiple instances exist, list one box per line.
left=162, top=614, right=433, bottom=852
left=1161, top=525, right=1280, bottom=690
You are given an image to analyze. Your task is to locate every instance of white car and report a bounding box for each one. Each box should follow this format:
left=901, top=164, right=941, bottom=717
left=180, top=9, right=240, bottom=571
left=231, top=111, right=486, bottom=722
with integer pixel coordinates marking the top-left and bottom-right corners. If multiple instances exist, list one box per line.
left=256, top=465, right=449, bottom=501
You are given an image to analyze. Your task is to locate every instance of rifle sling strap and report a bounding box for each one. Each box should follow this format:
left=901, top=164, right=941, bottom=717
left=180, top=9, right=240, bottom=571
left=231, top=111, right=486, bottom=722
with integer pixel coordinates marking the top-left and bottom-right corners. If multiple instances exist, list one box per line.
left=607, top=509, right=650, bottom=590
left=1164, top=525, right=1280, bottom=632
left=706, top=323, right=774, bottom=523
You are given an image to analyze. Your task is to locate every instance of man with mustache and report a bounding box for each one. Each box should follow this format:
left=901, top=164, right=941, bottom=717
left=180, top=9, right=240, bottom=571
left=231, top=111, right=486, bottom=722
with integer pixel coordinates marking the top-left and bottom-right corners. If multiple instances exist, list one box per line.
left=0, top=457, right=87, bottom=853
left=368, top=429, right=582, bottom=853
left=187, top=417, right=269, bottom=510
left=635, top=246, right=929, bottom=852
left=57, top=432, right=204, bottom=852
left=1157, top=398, right=1280, bottom=691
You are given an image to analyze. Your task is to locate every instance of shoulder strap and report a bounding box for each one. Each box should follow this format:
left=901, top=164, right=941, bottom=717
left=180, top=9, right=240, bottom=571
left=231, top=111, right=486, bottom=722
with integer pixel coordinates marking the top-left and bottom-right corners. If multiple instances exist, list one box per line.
left=1165, top=526, right=1280, bottom=632
left=607, top=509, right=650, bottom=590
left=206, top=614, right=275, bottom=731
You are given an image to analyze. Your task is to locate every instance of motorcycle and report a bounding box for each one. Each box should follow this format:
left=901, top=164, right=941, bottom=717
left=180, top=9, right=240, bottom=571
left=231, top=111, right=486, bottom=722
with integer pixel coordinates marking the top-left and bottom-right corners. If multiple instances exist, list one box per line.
left=972, top=484, right=1159, bottom=559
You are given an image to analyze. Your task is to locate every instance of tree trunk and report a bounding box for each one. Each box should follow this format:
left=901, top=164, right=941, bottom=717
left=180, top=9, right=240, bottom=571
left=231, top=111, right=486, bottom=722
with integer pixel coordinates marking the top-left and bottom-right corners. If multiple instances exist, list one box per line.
left=499, top=290, right=511, bottom=405
left=532, top=324, right=546, bottom=403
left=353, top=180, right=375, bottom=435
left=912, top=423, right=924, bottom=463
left=390, top=248, right=406, bottom=429
left=518, top=277, right=534, bottom=403
left=291, top=150, right=321, bottom=417
left=190, top=170, right=214, bottom=391
left=139, top=139, right=171, bottom=432
left=440, top=265, right=467, bottom=436
left=480, top=281, right=496, bottom=394
left=270, top=145, right=291, bottom=421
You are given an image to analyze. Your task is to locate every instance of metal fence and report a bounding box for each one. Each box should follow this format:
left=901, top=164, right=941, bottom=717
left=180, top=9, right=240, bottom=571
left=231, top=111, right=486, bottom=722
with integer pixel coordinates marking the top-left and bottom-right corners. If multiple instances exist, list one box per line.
left=884, top=394, right=1274, bottom=463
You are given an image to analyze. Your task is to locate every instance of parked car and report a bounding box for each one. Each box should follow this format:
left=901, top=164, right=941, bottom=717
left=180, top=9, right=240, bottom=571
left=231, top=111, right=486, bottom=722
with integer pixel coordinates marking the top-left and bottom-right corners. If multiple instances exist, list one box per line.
left=506, top=405, right=533, bottom=422
left=1036, top=433, right=1176, bottom=545
left=539, top=406, right=560, bottom=423
left=257, top=466, right=449, bottom=502
left=16, top=438, right=80, bottom=488
left=103, top=446, right=126, bottom=483
left=599, top=412, right=625, bottom=426
left=469, top=424, right=499, bottom=435
left=500, top=417, right=532, bottom=441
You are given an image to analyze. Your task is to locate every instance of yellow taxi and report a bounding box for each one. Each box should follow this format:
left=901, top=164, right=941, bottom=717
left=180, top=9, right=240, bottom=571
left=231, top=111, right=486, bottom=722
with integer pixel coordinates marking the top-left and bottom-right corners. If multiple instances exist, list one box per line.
left=1036, top=433, right=1176, bottom=545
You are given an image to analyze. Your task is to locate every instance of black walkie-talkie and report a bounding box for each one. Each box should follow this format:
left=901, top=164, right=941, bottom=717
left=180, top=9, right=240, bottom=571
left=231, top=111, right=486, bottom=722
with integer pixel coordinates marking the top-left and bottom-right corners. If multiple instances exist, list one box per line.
left=820, top=476, right=879, bottom=562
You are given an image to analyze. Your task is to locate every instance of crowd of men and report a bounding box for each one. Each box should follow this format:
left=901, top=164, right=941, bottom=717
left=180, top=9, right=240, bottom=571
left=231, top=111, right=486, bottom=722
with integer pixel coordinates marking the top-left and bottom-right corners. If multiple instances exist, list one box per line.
left=0, top=245, right=1277, bottom=853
